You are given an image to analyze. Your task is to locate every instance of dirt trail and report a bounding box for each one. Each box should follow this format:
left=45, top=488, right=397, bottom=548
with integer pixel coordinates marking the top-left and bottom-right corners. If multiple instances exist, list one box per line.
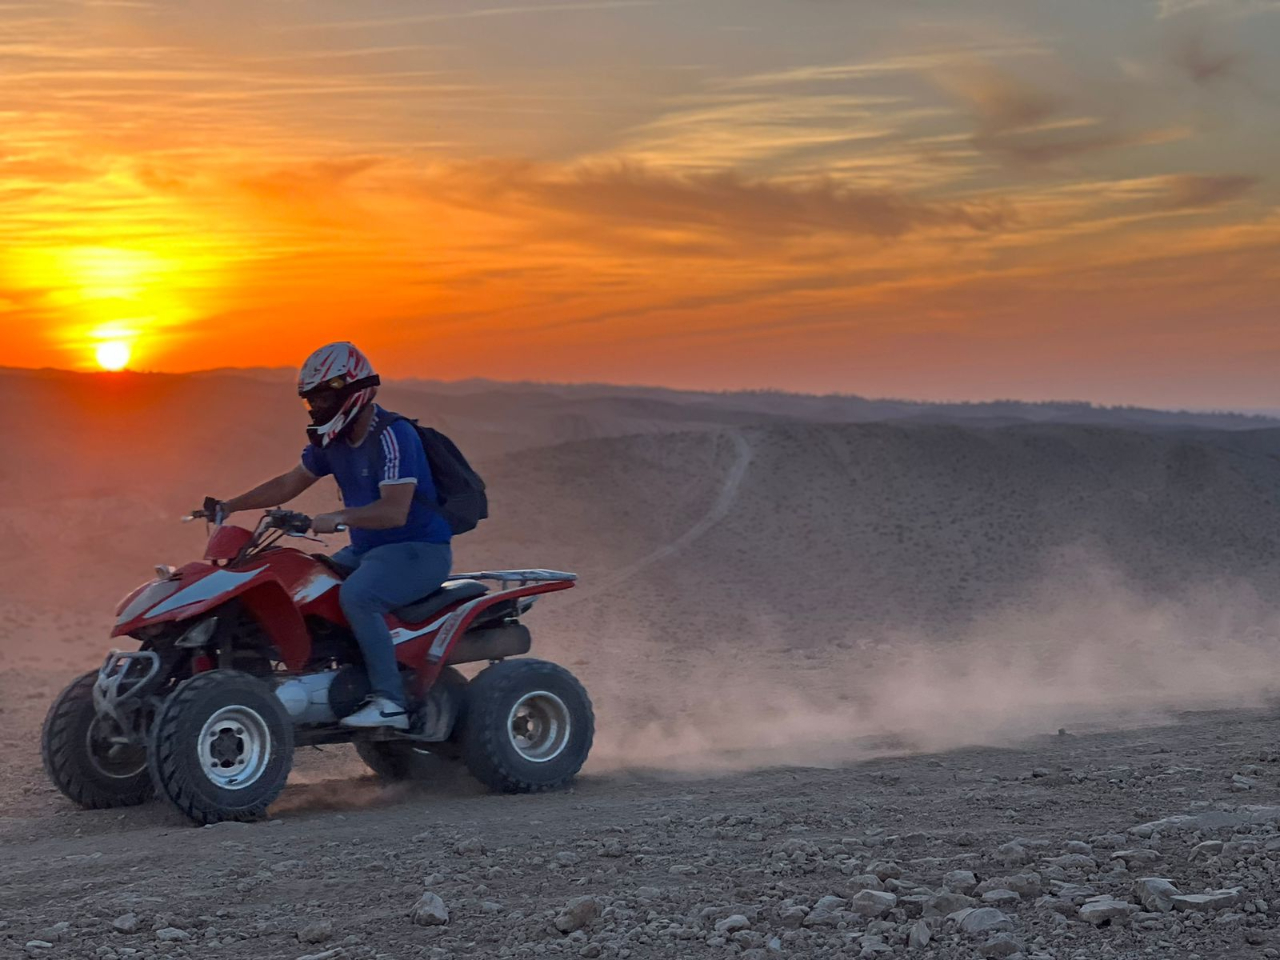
left=561, top=430, right=753, bottom=605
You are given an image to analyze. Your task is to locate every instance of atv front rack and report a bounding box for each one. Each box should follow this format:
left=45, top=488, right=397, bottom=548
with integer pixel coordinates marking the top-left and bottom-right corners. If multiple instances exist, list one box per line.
left=447, top=569, right=578, bottom=588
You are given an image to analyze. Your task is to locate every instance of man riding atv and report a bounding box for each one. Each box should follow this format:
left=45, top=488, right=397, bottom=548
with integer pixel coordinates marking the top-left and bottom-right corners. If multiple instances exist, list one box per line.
left=215, top=342, right=450, bottom=730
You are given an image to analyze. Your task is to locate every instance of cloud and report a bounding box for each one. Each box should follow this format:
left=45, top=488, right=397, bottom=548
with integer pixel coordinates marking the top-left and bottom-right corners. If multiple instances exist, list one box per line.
left=1157, top=0, right=1280, bottom=18
left=1171, top=27, right=1246, bottom=85
left=936, top=61, right=1188, bottom=167
left=1155, top=173, right=1258, bottom=209
left=427, top=159, right=1014, bottom=243
left=603, top=92, right=923, bottom=171
left=278, top=0, right=660, bottom=33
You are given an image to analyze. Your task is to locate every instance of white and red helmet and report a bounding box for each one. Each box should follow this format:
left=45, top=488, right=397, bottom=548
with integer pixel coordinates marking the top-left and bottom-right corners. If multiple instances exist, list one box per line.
left=298, top=342, right=381, bottom=447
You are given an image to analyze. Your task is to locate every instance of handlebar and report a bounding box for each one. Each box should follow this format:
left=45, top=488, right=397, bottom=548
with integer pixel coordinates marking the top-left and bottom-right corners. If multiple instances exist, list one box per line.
left=183, top=507, right=346, bottom=534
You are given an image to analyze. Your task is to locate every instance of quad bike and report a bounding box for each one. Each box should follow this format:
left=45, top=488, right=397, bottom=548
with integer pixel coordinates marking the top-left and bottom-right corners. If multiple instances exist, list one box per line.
left=41, top=508, right=593, bottom=824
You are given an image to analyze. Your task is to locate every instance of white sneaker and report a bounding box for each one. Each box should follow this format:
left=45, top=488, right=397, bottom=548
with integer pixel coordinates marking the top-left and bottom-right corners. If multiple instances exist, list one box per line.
left=340, top=697, right=410, bottom=730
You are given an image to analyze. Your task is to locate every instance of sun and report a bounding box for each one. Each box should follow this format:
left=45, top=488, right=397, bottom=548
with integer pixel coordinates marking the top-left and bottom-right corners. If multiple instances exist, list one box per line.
left=96, top=340, right=132, bottom=372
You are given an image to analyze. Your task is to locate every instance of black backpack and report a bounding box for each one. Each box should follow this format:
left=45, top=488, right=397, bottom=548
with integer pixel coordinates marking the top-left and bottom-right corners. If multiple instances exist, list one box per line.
left=374, top=414, right=488, bottom=535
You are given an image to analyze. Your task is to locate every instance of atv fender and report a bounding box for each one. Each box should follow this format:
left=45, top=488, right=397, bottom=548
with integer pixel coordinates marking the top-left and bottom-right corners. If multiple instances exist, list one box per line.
left=114, top=567, right=311, bottom=670
left=412, top=580, right=574, bottom=693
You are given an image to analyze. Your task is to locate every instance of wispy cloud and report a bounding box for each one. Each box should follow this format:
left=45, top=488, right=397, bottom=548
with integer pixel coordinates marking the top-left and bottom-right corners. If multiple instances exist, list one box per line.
left=277, top=0, right=660, bottom=33
left=1157, top=0, right=1280, bottom=19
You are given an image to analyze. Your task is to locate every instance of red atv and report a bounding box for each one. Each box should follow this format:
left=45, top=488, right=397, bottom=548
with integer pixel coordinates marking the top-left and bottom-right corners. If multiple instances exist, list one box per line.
left=41, top=508, right=594, bottom=824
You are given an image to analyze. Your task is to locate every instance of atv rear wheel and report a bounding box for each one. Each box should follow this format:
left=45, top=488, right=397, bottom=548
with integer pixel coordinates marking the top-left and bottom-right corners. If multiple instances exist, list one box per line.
left=459, top=659, right=593, bottom=793
left=148, top=670, right=293, bottom=825
left=42, top=671, right=152, bottom=809
left=355, top=741, right=458, bottom=782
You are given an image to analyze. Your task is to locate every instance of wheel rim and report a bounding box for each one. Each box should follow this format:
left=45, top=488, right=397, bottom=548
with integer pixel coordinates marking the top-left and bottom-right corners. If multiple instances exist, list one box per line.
left=507, top=691, right=570, bottom=763
left=84, top=716, right=147, bottom=780
left=197, top=706, right=272, bottom=790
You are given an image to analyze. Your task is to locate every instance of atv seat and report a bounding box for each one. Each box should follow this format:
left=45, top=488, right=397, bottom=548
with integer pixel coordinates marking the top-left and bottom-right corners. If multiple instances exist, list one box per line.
left=394, top=579, right=488, bottom=623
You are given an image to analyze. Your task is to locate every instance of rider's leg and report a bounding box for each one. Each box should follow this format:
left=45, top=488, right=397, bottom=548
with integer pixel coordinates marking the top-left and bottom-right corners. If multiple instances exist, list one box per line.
left=338, top=541, right=453, bottom=710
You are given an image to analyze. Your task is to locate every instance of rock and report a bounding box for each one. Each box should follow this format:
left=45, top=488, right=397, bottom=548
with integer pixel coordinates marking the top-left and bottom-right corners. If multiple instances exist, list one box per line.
left=847, top=874, right=885, bottom=892
left=24, top=944, right=53, bottom=952
left=1077, top=897, right=1137, bottom=926
left=925, top=892, right=977, bottom=917
left=943, top=870, right=978, bottom=894
left=111, top=914, right=139, bottom=935
left=1040, top=854, right=1096, bottom=871
left=1047, top=881, right=1097, bottom=903
left=1130, top=807, right=1280, bottom=837
left=1133, top=878, right=1180, bottom=913
left=867, top=860, right=902, bottom=880
left=1190, top=840, right=1224, bottom=861
left=411, top=893, right=450, bottom=927
left=297, top=920, right=333, bottom=945
left=981, top=890, right=1021, bottom=906
left=667, top=864, right=698, bottom=875
left=976, top=873, right=1042, bottom=897
left=803, top=895, right=849, bottom=927
left=453, top=837, right=486, bottom=857
left=1036, top=896, right=1077, bottom=917
left=554, top=897, right=600, bottom=934
left=981, top=933, right=1025, bottom=959
left=297, top=950, right=347, bottom=960
left=899, top=894, right=931, bottom=918
left=777, top=904, right=808, bottom=928
left=1231, top=774, right=1257, bottom=792
left=958, top=908, right=1013, bottom=936
left=848, top=890, right=897, bottom=918
left=1111, top=849, right=1161, bottom=868
left=715, top=915, right=750, bottom=934
left=155, top=928, right=190, bottom=942
left=34, top=923, right=68, bottom=943
left=580, top=947, right=603, bottom=960
left=1063, top=841, right=1092, bottom=855
left=1171, top=889, right=1243, bottom=913
left=908, top=919, right=932, bottom=948
left=996, top=842, right=1031, bottom=867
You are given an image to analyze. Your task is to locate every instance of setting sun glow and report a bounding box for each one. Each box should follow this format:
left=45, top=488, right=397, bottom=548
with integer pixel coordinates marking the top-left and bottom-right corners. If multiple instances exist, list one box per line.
left=95, top=340, right=131, bottom=372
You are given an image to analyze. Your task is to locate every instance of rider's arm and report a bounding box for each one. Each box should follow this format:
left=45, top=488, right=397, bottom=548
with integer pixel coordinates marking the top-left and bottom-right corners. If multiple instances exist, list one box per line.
left=322, top=481, right=416, bottom=531
left=223, top=464, right=319, bottom=516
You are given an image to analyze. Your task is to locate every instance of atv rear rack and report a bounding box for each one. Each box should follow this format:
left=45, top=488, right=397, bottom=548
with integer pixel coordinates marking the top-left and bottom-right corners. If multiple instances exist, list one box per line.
left=447, top=570, right=577, bottom=588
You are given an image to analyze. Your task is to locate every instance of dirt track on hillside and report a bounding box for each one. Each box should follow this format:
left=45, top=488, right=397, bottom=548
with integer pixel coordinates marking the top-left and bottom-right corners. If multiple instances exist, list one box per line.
left=4, top=654, right=1280, bottom=960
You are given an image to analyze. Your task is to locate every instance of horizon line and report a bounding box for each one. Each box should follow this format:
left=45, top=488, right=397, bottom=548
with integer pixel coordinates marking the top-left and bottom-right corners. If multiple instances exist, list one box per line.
left=1, top=364, right=1276, bottom=421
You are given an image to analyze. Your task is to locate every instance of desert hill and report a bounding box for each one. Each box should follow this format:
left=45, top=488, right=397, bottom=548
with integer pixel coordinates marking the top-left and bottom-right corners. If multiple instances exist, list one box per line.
left=3, top=363, right=1280, bottom=648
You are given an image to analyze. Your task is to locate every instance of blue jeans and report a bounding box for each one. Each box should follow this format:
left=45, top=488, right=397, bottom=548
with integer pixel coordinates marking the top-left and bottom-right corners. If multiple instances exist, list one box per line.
left=332, top=541, right=452, bottom=708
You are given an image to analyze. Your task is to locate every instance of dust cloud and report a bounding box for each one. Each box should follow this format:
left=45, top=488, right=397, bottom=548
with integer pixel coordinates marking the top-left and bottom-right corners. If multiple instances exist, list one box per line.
left=583, top=556, right=1280, bottom=774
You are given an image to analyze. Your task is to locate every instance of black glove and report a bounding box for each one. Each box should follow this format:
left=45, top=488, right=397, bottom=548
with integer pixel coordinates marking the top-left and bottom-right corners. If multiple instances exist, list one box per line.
left=202, top=496, right=229, bottom=524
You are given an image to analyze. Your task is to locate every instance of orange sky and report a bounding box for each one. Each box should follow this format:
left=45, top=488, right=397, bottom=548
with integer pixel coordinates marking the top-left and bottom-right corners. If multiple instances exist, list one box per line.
left=0, top=0, right=1277, bottom=406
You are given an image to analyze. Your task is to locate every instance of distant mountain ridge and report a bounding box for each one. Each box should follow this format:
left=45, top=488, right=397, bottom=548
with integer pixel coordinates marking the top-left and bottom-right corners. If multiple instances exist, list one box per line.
left=7, top=366, right=1264, bottom=433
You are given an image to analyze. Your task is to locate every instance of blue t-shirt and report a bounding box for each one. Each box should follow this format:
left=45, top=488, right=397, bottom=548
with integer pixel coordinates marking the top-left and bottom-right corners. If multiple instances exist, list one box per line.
left=301, top=406, right=452, bottom=554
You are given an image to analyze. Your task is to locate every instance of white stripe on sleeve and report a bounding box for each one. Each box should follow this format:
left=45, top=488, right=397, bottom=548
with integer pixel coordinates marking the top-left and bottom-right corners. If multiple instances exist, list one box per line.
left=382, top=427, right=401, bottom=482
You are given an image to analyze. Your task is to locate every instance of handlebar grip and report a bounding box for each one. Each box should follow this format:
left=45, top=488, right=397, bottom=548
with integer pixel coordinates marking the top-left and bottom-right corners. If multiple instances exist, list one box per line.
left=336, top=524, right=348, bottom=533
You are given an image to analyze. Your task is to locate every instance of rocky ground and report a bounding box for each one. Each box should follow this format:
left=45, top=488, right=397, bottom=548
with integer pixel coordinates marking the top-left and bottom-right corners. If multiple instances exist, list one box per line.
left=4, top=699, right=1280, bottom=960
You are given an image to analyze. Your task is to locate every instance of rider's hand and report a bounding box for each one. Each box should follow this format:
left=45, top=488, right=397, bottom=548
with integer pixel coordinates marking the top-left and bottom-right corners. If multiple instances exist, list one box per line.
left=203, top=496, right=231, bottom=524
left=312, top=513, right=344, bottom=535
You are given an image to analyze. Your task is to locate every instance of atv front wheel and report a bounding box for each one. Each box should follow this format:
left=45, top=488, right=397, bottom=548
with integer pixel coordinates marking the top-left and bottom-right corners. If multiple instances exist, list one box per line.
left=148, top=670, right=293, bottom=825
left=42, top=672, right=152, bottom=809
left=459, top=659, right=594, bottom=793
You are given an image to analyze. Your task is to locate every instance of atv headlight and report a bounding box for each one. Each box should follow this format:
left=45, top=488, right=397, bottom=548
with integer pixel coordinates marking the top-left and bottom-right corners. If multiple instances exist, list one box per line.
left=176, top=617, right=219, bottom=649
